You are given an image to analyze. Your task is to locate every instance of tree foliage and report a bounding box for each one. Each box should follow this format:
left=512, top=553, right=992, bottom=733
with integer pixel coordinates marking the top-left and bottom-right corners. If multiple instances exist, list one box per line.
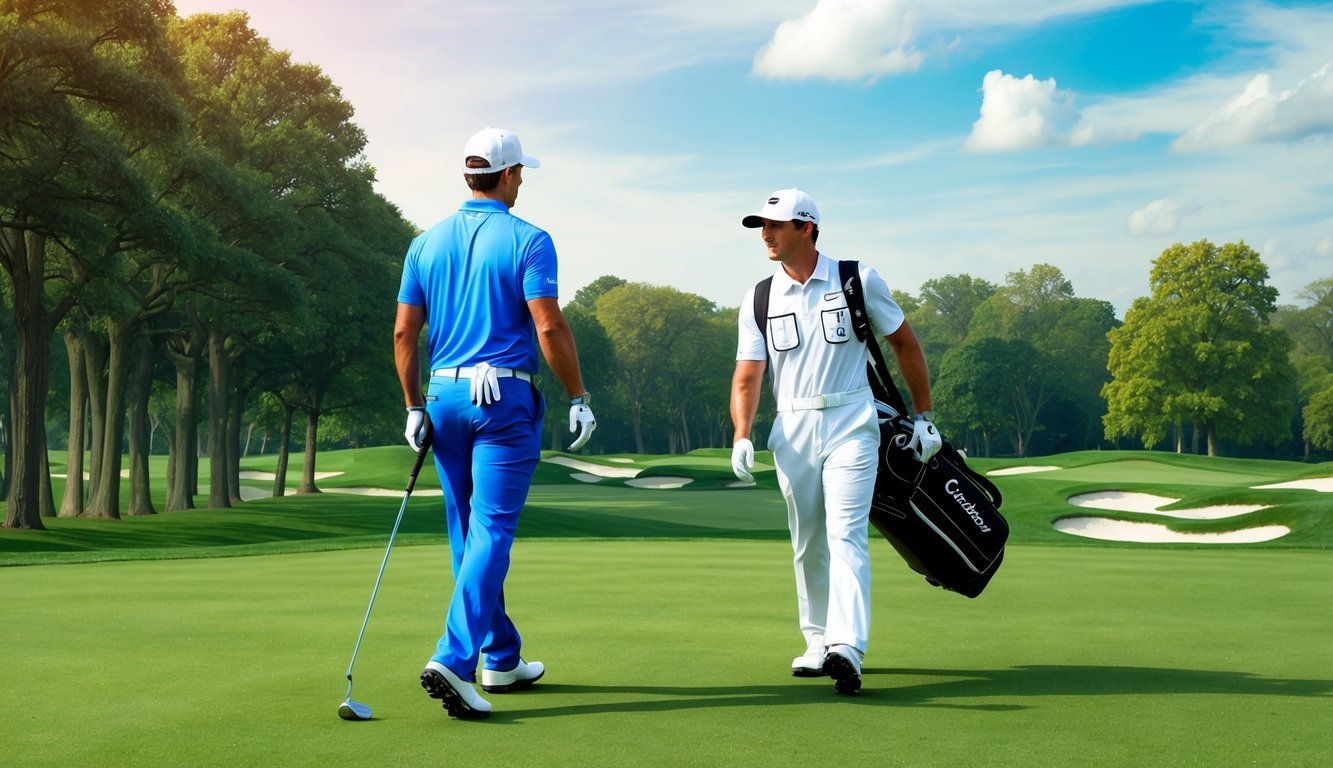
left=1103, top=240, right=1295, bottom=456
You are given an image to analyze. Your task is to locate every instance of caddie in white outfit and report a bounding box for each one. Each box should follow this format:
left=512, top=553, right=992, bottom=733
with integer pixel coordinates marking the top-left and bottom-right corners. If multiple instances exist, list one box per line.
left=729, top=188, right=943, bottom=696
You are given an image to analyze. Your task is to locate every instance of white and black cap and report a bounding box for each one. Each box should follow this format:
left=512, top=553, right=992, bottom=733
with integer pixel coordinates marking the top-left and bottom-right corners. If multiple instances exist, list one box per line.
left=742, top=188, right=820, bottom=228
left=462, top=127, right=541, bottom=174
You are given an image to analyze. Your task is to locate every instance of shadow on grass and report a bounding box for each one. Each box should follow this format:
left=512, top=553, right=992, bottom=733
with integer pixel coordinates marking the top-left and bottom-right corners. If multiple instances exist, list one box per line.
left=488, top=665, right=1331, bottom=721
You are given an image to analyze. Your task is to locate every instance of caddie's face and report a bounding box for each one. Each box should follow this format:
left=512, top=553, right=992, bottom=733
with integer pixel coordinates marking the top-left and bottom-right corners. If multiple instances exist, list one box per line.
left=759, top=219, right=807, bottom=263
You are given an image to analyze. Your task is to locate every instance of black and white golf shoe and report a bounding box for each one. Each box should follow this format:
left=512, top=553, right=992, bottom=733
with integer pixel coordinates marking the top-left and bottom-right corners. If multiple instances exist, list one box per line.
left=824, top=647, right=862, bottom=696
left=421, top=661, right=492, bottom=719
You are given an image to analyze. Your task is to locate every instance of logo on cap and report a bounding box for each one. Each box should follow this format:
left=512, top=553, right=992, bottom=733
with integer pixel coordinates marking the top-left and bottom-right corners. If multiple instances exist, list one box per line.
left=767, top=197, right=780, bottom=204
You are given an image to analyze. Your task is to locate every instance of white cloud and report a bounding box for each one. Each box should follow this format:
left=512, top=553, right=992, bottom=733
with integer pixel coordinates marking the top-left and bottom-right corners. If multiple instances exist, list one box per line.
left=964, top=70, right=1077, bottom=152
left=1172, top=64, right=1333, bottom=151
left=752, top=0, right=924, bottom=81
left=1317, top=236, right=1333, bottom=258
left=1128, top=199, right=1182, bottom=236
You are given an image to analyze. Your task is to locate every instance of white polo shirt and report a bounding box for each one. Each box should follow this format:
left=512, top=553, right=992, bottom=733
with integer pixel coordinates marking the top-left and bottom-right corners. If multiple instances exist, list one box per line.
left=737, top=253, right=904, bottom=405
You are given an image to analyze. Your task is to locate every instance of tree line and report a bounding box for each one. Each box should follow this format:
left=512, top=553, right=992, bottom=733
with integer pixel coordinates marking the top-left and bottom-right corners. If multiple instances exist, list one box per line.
left=527, top=246, right=1329, bottom=464
left=2, top=3, right=413, bottom=529
left=5, top=4, right=1331, bottom=533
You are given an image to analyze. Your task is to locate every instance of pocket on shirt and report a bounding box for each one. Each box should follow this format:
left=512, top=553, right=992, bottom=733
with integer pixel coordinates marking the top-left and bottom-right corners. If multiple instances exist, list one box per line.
left=768, top=313, right=800, bottom=352
left=822, top=308, right=852, bottom=343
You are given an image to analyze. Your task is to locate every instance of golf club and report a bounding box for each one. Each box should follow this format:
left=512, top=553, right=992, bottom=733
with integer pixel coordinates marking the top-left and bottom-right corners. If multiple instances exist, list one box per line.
left=338, top=422, right=433, bottom=721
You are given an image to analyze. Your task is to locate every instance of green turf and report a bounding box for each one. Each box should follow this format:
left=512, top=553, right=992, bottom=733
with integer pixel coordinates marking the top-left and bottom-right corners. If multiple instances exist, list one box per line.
left=2, top=541, right=1329, bottom=767
left=4, top=448, right=1332, bottom=765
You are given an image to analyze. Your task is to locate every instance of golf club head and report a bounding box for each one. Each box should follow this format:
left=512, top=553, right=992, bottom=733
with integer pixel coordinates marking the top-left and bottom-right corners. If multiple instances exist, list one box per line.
left=338, top=699, right=372, bottom=721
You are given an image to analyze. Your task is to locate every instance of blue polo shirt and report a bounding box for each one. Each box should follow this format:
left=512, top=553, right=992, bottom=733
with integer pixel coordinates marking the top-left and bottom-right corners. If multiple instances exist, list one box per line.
left=398, top=198, right=560, bottom=373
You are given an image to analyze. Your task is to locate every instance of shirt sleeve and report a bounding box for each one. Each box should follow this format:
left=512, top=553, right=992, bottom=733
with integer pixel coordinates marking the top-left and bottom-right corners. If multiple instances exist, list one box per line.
left=736, top=285, right=767, bottom=361
left=862, top=264, right=905, bottom=337
left=521, top=230, right=560, bottom=300
left=396, top=236, right=426, bottom=306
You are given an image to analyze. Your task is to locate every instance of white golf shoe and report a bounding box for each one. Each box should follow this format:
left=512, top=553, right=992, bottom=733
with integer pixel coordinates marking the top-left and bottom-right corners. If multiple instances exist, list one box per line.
left=421, top=661, right=492, bottom=719
left=825, top=644, right=863, bottom=696
left=481, top=658, right=545, bottom=693
left=791, top=634, right=826, bottom=677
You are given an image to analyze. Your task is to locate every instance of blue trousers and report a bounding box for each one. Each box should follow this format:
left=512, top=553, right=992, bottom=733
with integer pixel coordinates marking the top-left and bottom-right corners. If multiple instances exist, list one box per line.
left=425, top=373, right=543, bottom=680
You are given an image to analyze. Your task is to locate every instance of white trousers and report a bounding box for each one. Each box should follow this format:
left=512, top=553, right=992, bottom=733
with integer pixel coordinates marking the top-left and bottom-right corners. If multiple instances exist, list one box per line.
left=768, top=399, right=879, bottom=654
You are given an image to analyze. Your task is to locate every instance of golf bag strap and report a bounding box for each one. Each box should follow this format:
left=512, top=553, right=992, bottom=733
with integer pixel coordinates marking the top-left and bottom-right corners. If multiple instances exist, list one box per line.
left=838, top=260, right=911, bottom=418
left=753, top=275, right=774, bottom=360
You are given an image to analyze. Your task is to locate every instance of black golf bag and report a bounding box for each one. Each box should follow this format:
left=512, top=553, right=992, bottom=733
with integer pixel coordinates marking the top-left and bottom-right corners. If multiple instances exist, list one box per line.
left=838, top=261, right=1008, bottom=597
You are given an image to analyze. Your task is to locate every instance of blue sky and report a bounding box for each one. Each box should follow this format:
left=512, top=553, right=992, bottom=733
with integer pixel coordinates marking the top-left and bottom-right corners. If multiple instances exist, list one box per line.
left=173, top=0, right=1333, bottom=315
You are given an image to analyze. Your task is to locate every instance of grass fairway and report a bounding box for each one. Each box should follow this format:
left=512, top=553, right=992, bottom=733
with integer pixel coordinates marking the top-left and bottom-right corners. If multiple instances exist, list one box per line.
left=3, top=541, right=1330, bottom=767
left=3, top=447, right=1331, bottom=766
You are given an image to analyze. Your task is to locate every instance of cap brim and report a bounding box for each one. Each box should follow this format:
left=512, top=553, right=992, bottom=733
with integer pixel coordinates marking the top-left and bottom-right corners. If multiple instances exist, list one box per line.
left=741, top=214, right=769, bottom=228
left=521, top=153, right=541, bottom=169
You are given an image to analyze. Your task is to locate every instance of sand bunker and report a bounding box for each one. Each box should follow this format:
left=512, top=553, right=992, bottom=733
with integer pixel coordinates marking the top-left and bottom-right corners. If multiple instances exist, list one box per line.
left=988, top=466, right=1060, bottom=476
left=569, top=473, right=603, bottom=484
left=1060, top=490, right=1284, bottom=543
left=1067, top=491, right=1267, bottom=519
left=542, top=456, right=641, bottom=478
left=625, top=477, right=693, bottom=489
left=237, top=470, right=343, bottom=481
left=1251, top=477, right=1333, bottom=492
left=1054, top=517, right=1290, bottom=544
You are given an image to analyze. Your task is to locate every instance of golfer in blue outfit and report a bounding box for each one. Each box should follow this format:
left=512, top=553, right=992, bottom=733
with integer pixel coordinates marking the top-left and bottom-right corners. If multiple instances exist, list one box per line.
left=394, top=127, right=596, bottom=720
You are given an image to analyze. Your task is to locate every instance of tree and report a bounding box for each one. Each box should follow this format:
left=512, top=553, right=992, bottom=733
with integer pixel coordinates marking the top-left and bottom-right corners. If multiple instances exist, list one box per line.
left=1305, top=387, right=1333, bottom=451
left=933, top=337, right=1017, bottom=457
left=962, top=264, right=1106, bottom=454
left=596, top=283, right=719, bottom=453
left=913, top=273, right=996, bottom=360
left=1, top=0, right=184, bottom=528
left=1103, top=240, right=1295, bottom=456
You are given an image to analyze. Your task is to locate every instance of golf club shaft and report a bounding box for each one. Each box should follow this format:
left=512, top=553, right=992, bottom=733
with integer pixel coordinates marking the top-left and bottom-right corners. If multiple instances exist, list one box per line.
left=343, top=434, right=433, bottom=698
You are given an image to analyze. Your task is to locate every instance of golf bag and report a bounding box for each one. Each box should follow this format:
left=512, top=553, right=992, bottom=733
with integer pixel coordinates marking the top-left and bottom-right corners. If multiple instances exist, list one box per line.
left=837, top=260, right=1007, bottom=597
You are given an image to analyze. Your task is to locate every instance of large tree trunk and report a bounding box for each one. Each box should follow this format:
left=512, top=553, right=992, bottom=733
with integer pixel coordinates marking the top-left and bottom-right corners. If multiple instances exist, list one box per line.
left=299, top=408, right=320, bottom=493
left=80, top=323, right=108, bottom=504
left=1, top=375, right=11, bottom=500
left=59, top=328, right=88, bottom=518
left=3, top=229, right=52, bottom=530
left=273, top=401, right=294, bottom=497
left=127, top=334, right=157, bottom=515
left=227, top=381, right=244, bottom=505
left=166, top=329, right=203, bottom=511
left=86, top=323, right=136, bottom=520
left=206, top=326, right=232, bottom=508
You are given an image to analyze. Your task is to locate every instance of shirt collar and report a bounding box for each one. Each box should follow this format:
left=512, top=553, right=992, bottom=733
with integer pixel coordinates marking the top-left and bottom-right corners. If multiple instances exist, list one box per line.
left=460, top=198, right=509, bottom=214
left=773, top=252, right=832, bottom=293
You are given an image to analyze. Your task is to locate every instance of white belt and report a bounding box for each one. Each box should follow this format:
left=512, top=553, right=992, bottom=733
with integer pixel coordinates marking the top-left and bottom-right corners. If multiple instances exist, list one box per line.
left=776, top=386, right=872, bottom=412
left=432, top=366, right=533, bottom=382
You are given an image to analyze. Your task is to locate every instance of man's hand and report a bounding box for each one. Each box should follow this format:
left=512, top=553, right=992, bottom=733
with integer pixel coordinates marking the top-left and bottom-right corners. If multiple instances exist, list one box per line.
left=908, top=416, right=942, bottom=463
left=469, top=363, right=501, bottom=406
left=731, top=438, right=755, bottom=482
left=404, top=406, right=429, bottom=452
left=568, top=404, right=596, bottom=450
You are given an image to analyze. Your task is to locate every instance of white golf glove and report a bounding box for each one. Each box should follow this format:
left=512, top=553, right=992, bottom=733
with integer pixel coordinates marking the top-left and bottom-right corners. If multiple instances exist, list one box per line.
left=404, top=406, right=429, bottom=452
left=568, top=404, right=596, bottom=451
left=731, top=438, right=755, bottom=482
left=469, top=362, right=501, bottom=406
left=908, top=415, right=942, bottom=463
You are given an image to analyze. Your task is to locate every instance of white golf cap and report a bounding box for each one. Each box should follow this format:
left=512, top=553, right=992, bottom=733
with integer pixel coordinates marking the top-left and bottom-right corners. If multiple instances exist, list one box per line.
left=462, top=127, right=541, bottom=174
left=742, top=188, right=820, bottom=228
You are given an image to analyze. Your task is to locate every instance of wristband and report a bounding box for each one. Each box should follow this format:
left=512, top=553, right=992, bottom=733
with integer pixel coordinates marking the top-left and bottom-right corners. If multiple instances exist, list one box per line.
left=569, top=392, right=591, bottom=406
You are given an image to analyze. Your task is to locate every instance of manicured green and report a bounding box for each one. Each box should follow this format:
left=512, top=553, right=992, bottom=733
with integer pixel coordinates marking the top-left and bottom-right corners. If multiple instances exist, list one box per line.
left=2, top=541, right=1329, bottom=767
left=3, top=448, right=1330, bottom=765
